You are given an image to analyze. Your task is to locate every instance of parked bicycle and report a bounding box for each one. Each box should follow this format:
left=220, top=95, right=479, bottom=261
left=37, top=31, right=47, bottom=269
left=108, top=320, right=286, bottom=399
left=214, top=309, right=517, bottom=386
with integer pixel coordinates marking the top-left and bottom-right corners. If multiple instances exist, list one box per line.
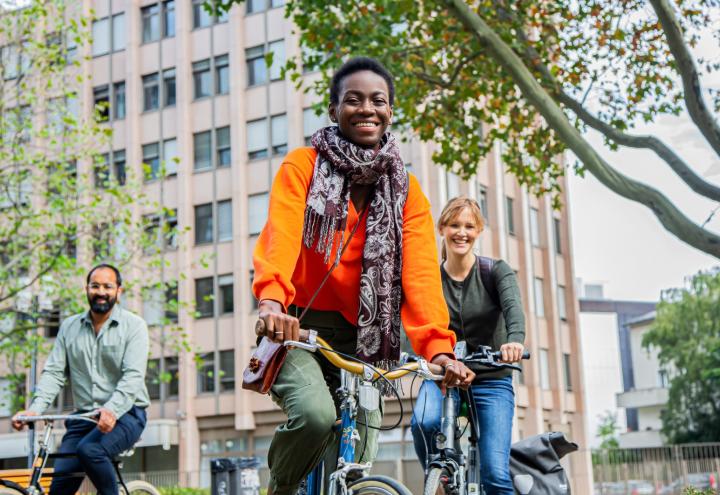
left=273, top=328, right=446, bottom=495
left=0, top=412, right=160, bottom=495
left=417, top=344, right=530, bottom=495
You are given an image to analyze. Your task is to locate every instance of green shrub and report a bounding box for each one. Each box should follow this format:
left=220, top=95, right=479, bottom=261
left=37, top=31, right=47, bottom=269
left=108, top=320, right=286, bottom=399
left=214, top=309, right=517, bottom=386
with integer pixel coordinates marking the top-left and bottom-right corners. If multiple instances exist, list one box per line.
left=683, top=487, right=718, bottom=495
left=158, top=487, right=210, bottom=495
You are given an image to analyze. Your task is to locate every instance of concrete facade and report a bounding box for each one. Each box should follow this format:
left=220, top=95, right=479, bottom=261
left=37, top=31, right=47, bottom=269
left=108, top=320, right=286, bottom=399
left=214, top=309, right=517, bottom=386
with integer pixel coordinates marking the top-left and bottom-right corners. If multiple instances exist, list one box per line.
left=0, top=1, right=592, bottom=492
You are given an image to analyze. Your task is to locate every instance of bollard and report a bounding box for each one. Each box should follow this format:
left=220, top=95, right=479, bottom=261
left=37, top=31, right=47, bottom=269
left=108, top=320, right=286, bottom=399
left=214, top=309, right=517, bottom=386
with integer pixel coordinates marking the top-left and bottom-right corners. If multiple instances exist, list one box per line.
left=230, top=457, right=261, bottom=495
left=211, top=458, right=235, bottom=495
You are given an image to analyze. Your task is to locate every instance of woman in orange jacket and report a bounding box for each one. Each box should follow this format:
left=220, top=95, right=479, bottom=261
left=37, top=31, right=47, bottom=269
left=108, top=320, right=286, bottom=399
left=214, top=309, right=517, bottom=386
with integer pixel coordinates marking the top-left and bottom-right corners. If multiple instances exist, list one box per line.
left=253, top=56, right=474, bottom=495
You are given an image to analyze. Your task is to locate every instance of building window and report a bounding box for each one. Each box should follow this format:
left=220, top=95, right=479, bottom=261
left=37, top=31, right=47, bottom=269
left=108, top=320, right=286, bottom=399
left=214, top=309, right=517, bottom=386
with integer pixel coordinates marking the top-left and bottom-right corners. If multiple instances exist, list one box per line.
left=530, top=207, right=540, bottom=247
left=249, top=269, right=258, bottom=310
left=477, top=184, right=489, bottom=223
left=192, top=0, right=227, bottom=29
left=94, top=153, right=110, bottom=188
left=195, top=277, right=214, bottom=318
left=194, top=127, right=230, bottom=171
left=218, top=274, right=234, bottom=314
left=557, top=285, right=567, bottom=321
left=93, top=85, right=110, bottom=122
left=113, top=81, right=126, bottom=120
left=163, top=138, right=178, bottom=176
left=303, top=107, right=328, bottom=145
left=246, top=45, right=267, bottom=86
left=271, top=114, right=288, bottom=156
left=553, top=217, right=562, bottom=255
left=219, top=350, right=235, bottom=391
left=271, top=0, right=284, bottom=7
left=534, top=277, right=545, bottom=317
left=247, top=119, right=268, bottom=160
left=217, top=200, right=233, bottom=242
left=563, top=353, right=572, bottom=392
left=92, top=14, right=125, bottom=56
left=217, top=126, right=231, bottom=167
left=195, top=200, right=232, bottom=244
left=163, top=68, right=176, bottom=107
left=246, top=0, right=265, bottom=13
left=142, top=73, right=160, bottom=111
left=193, top=59, right=211, bottom=99
left=141, top=4, right=160, bottom=42
left=164, top=0, right=176, bottom=37
left=505, top=197, right=515, bottom=236
left=195, top=203, right=213, bottom=244
left=248, top=193, right=269, bottom=235
left=216, top=54, right=229, bottom=94
left=193, top=131, right=212, bottom=171
left=113, top=149, right=126, bottom=185
left=197, top=352, right=214, bottom=393
left=658, top=368, right=670, bottom=388
left=268, top=39, right=285, bottom=81
left=142, top=142, right=160, bottom=181
left=539, top=349, right=550, bottom=390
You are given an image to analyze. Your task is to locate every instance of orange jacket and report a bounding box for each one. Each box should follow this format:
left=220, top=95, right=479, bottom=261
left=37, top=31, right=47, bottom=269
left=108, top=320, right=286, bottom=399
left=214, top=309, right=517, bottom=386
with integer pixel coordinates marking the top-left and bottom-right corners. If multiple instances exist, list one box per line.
left=252, top=147, right=455, bottom=361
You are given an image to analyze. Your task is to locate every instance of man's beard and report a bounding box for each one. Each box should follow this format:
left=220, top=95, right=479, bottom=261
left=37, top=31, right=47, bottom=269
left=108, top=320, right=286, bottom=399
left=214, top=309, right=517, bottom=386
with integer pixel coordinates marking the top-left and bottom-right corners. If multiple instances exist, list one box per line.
left=88, top=294, right=117, bottom=314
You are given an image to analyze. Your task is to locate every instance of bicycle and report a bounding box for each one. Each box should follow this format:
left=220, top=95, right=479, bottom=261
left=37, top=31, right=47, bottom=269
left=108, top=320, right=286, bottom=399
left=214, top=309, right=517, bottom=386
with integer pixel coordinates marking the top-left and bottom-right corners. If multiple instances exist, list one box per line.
left=0, top=411, right=161, bottom=495
left=269, top=327, right=446, bottom=495
left=418, top=344, right=530, bottom=495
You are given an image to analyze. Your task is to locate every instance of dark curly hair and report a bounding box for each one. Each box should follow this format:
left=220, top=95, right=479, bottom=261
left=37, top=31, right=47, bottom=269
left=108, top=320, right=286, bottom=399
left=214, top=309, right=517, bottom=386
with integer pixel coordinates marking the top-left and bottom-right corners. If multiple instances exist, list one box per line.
left=329, top=57, right=395, bottom=106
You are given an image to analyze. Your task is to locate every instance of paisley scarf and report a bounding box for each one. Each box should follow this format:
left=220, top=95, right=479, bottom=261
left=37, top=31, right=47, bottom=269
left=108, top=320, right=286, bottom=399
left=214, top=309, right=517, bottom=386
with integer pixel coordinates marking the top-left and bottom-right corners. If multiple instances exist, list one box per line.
left=304, top=126, right=409, bottom=365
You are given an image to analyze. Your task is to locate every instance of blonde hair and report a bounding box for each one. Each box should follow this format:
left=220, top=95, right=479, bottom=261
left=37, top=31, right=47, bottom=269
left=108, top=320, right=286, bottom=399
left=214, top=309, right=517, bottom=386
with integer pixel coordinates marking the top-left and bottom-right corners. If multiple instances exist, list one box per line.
left=437, top=196, right=485, bottom=260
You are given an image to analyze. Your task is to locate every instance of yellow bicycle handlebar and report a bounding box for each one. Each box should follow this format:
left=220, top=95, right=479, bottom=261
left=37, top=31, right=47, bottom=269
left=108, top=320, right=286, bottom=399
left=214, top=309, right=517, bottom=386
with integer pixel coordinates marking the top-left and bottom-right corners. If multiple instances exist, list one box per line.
left=255, top=320, right=445, bottom=380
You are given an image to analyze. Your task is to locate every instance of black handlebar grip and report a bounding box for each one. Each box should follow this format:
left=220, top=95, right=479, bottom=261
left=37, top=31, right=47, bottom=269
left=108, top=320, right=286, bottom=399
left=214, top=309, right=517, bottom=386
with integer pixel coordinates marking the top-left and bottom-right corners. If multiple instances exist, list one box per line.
left=28, top=422, right=35, bottom=430
left=522, top=351, right=531, bottom=359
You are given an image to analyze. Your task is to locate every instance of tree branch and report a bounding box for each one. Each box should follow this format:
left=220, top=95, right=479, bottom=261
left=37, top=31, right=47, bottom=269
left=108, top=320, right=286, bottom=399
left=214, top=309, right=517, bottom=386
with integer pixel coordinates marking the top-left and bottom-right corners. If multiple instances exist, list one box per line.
left=649, top=0, right=720, bottom=158
left=486, top=1, right=720, bottom=203
left=445, top=0, right=720, bottom=258
left=558, top=91, right=720, bottom=202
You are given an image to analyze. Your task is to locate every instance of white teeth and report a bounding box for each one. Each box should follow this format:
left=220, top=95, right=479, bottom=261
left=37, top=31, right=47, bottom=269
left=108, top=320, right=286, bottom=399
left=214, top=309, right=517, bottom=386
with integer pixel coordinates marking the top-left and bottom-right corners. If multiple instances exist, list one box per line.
left=355, top=122, right=377, bottom=127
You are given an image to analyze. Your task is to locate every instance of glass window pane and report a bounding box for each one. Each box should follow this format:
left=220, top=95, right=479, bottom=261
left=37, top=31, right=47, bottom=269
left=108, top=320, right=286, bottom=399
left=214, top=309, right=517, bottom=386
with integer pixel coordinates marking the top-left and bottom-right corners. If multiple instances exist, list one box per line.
left=271, top=114, right=287, bottom=155
left=505, top=197, right=515, bottom=235
left=193, top=0, right=212, bottom=28
left=246, top=119, right=268, bottom=159
left=197, top=352, right=214, bottom=392
left=268, top=40, right=285, bottom=80
left=194, top=131, right=212, bottom=171
left=217, top=200, right=232, bottom=242
left=164, top=68, right=176, bottom=106
left=247, top=0, right=265, bottom=13
left=112, top=14, right=126, bottom=51
left=164, top=0, right=176, bottom=37
left=163, top=139, right=178, bottom=176
left=216, top=126, right=231, bottom=167
left=143, top=142, right=160, bottom=180
left=143, top=73, right=159, bottom=111
left=530, top=208, right=540, bottom=247
left=113, top=82, right=126, bottom=119
left=553, top=218, right=562, bottom=255
left=195, top=203, right=213, bottom=244
left=303, top=107, right=327, bottom=140
left=92, top=18, right=109, bottom=56
left=143, top=287, right=164, bottom=326
left=539, top=349, right=550, bottom=390
left=477, top=184, right=489, bottom=223
left=248, top=194, right=269, bottom=235
left=557, top=285, right=567, bottom=320
left=195, top=279, right=214, bottom=319
left=534, top=277, right=544, bottom=317
left=142, top=5, right=159, bottom=43
left=220, top=350, right=235, bottom=391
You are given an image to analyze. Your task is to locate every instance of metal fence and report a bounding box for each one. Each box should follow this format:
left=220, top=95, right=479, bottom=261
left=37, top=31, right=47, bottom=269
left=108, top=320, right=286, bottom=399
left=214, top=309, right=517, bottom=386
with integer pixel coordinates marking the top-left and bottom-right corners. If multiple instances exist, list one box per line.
left=593, top=443, right=720, bottom=494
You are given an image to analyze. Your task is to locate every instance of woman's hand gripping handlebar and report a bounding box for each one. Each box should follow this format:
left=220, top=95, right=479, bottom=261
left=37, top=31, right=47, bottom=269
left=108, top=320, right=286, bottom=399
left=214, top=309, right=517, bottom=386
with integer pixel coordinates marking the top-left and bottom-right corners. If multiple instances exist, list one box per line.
left=255, top=319, right=448, bottom=382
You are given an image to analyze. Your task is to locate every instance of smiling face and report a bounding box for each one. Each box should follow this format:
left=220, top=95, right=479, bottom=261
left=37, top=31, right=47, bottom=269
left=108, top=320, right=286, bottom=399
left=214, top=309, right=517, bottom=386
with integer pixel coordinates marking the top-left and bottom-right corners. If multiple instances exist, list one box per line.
left=329, top=70, right=393, bottom=150
left=440, top=207, right=482, bottom=259
left=86, top=267, right=122, bottom=314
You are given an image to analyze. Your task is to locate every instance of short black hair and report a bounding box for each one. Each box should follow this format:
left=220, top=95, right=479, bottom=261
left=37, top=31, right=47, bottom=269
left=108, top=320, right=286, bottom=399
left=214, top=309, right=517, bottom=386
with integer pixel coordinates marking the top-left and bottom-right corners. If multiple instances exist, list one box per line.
left=87, top=263, right=122, bottom=287
left=329, top=57, right=395, bottom=106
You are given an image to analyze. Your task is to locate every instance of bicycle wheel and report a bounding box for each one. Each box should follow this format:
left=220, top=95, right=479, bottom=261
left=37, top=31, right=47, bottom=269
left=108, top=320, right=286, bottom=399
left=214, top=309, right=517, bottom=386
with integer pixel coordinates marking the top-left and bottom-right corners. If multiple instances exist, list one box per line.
left=121, top=480, right=162, bottom=495
left=348, top=475, right=412, bottom=495
left=423, top=467, right=444, bottom=495
left=0, top=480, right=28, bottom=495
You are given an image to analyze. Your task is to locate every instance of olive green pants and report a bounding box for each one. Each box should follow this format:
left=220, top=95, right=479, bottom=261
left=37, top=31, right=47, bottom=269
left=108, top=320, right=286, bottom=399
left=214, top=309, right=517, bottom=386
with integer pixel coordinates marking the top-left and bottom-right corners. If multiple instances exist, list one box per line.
left=267, top=315, right=381, bottom=495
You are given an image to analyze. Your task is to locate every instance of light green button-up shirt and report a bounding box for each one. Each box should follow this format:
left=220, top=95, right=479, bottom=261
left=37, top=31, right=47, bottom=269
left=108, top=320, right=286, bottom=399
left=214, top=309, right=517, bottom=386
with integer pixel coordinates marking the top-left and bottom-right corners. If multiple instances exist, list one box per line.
left=29, top=305, right=150, bottom=418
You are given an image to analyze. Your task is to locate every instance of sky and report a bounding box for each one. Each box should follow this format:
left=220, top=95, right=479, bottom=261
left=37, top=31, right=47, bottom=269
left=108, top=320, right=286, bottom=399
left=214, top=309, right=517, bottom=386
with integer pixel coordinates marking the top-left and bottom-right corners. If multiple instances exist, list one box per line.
left=567, top=58, right=720, bottom=302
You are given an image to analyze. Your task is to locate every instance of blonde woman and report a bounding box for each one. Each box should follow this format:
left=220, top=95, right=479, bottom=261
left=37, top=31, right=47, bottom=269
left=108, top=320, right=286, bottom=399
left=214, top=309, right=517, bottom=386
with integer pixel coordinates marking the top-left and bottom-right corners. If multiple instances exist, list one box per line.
left=411, top=197, right=526, bottom=495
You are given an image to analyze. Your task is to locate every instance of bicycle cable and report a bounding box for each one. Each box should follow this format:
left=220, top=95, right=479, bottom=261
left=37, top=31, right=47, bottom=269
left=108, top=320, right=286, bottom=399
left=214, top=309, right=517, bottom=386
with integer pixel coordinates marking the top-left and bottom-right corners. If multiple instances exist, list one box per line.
left=316, top=344, right=405, bottom=431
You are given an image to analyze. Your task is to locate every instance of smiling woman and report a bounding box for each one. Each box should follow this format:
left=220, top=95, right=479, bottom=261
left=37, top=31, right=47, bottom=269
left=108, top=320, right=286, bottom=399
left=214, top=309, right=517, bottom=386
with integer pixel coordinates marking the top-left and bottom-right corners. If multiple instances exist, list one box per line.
left=249, top=57, right=475, bottom=495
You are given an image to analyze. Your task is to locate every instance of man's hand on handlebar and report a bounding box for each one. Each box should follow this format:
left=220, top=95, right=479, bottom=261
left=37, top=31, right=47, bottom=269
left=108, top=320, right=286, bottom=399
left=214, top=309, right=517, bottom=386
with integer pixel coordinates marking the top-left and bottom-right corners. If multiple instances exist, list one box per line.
left=499, top=342, right=525, bottom=363
left=431, top=354, right=475, bottom=394
left=97, top=408, right=117, bottom=433
left=11, top=410, right=37, bottom=431
left=257, top=300, right=300, bottom=343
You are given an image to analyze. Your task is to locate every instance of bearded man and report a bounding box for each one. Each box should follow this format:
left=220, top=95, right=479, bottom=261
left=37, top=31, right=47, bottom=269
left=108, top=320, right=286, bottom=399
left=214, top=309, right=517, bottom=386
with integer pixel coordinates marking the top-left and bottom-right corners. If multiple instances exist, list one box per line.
left=12, top=264, right=150, bottom=495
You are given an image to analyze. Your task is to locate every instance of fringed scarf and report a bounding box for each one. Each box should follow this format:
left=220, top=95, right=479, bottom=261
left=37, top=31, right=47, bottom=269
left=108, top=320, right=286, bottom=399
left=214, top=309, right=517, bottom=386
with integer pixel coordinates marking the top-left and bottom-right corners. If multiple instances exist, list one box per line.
left=304, top=126, right=409, bottom=366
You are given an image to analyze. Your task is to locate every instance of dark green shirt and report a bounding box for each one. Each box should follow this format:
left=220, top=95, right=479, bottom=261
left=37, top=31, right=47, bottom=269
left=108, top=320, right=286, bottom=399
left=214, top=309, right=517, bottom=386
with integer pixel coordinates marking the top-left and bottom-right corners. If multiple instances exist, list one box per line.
left=441, top=257, right=526, bottom=380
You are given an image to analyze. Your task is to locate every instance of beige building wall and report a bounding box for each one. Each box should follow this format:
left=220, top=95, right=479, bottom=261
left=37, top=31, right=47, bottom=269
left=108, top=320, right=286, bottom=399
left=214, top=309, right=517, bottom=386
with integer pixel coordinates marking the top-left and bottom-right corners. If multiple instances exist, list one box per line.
left=0, top=0, right=592, bottom=492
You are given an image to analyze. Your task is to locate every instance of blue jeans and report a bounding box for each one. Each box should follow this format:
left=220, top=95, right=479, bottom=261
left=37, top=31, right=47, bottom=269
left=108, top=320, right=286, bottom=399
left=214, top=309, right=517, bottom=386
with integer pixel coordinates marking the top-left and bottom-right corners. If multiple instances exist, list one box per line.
left=411, top=377, right=515, bottom=495
left=50, top=406, right=147, bottom=495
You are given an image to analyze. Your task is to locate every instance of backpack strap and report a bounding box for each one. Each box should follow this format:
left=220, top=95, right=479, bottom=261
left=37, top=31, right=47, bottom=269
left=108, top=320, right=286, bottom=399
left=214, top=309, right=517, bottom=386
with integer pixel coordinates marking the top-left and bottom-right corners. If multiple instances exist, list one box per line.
left=477, top=256, right=500, bottom=308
